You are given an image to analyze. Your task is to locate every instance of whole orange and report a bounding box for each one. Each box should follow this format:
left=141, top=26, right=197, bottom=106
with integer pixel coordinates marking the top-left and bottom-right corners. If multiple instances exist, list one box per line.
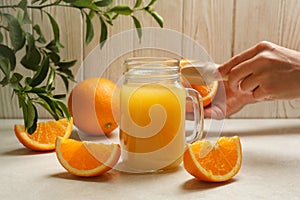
left=68, top=78, right=119, bottom=135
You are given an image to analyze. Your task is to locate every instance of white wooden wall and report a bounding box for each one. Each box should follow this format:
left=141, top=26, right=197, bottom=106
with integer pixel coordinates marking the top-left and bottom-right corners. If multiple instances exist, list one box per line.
left=1, top=0, right=300, bottom=119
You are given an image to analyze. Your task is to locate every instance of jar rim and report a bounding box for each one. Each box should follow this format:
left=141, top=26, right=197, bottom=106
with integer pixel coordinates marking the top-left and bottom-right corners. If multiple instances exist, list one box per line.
left=125, top=57, right=179, bottom=67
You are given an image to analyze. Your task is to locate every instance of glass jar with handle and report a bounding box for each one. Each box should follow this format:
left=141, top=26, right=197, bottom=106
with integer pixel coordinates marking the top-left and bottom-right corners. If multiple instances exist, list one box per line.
left=119, top=57, right=204, bottom=173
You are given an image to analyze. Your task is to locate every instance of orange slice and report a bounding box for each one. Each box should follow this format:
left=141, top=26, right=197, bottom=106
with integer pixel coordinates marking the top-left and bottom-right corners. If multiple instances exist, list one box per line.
left=14, top=118, right=73, bottom=151
left=183, top=136, right=242, bottom=182
left=55, top=137, right=121, bottom=177
left=191, top=80, right=218, bottom=107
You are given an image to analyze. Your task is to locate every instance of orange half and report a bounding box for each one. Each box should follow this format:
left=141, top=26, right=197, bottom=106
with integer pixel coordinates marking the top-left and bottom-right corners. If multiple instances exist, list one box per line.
left=14, top=118, right=73, bottom=151
left=55, top=137, right=121, bottom=177
left=183, top=136, right=242, bottom=182
left=191, top=80, right=218, bottom=107
left=180, top=59, right=218, bottom=108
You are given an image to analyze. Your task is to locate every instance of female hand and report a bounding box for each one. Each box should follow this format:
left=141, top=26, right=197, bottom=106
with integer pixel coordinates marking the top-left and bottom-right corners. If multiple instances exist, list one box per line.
left=218, top=41, right=300, bottom=101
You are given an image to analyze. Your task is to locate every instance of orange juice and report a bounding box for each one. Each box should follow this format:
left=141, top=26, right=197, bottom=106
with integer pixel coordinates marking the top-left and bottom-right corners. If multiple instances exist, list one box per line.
left=120, top=83, right=186, bottom=172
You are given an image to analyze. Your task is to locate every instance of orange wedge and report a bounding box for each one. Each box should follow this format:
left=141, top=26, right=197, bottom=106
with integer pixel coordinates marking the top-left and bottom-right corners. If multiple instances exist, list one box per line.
left=14, top=118, right=73, bottom=151
left=183, top=136, right=242, bottom=182
left=55, top=137, right=121, bottom=177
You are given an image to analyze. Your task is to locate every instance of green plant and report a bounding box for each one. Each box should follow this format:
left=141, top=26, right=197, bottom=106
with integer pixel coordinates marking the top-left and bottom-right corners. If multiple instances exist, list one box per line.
left=0, top=0, right=163, bottom=133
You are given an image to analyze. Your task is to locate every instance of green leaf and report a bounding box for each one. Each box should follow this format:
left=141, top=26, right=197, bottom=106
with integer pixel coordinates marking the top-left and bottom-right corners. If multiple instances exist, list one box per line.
left=146, top=0, right=157, bottom=7
left=18, top=0, right=27, bottom=9
left=0, top=57, right=11, bottom=77
left=33, top=25, right=46, bottom=44
left=0, top=44, right=16, bottom=70
left=85, top=12, right=94, bottom=45
left=10, top=73, right=23, bottom=83
left=57, top=68, right=74, bottom=80
left=0, top=76, right=9, bottom=86
left=2, top=14, right=25, bottom=51
left=26, top=100, right=36, bottom=133
left=18, top=0, right=31, bottom=24
left=59, top=74, right=69, bottom=91
left=31, top=0, right=40, bottom=4
left=132, top=16, right=142, bottom=41
left=134, top=0, right=142, bottom=8
left=22, top=11, right=32, bottom=24
left=27, top=102, right=38, bottom=134
left=51, top=102, right=63, bottom=117
left=49, top=52, right=60, bottom=64
left=30, top=87, right=47, bottom=93
left=149, top=11, right=163, bottom=28
left=45, top=12, right=60, bottom=43
left=46, top=67, right=55, bottom=90
left=37, top=94, right=59, bottom=120
left=56, top=100, right=71, bottom=119
left=25, top=32, right=35, bottom=50
left=36, top=100, right=58, bottom=120
left=25, top=77, right=32, bottom=87
left=63, top=0, right=77, bottom=3
left=53, top=94, right=66, bottom=99
left=103, top=13, right=113, bottom=26
left=16, top=92, right=25, bottom=109
left=30, top=56, right=50, bottom=87
left=57, top=60, right=76, bottom=68
left=109, top=5, right=133, bottom=15
left=0, top=32, right=3, bottom=43
left=20, top=34, right=41, bottom=71
left=46, top=40, right=59, bottom=53
left=17, top=9, right=23, bottom=24
left=112, top=13, right=119, bottom=20
left=99, top=17, right=107, bottom=48
left=19, top=95, right=28, bottom=127
left=68, top=0, right=99, bottom=11
left=95, top=0, right=112, bottom=7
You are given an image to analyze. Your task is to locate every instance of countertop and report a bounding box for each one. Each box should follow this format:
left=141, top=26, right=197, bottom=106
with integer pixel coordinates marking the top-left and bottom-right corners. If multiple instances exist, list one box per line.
left=1, top=119, right=300, bottom=200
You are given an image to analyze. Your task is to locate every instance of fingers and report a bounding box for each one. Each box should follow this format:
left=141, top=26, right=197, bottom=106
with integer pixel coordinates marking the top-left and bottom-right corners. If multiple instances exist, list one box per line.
left=227, top=58, right=255, bottom=90
left=239, top=74, right=260, bottom=92
left=218, top=41, right=275, bottom=77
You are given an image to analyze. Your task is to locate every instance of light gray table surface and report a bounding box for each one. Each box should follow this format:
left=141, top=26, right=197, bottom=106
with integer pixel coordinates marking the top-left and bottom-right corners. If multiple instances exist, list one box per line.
left=1, top=119, right=300, bottom=200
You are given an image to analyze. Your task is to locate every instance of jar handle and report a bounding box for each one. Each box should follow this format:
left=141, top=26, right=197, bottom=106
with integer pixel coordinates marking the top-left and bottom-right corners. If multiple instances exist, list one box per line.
left=185, top=88, right=204, bottom=143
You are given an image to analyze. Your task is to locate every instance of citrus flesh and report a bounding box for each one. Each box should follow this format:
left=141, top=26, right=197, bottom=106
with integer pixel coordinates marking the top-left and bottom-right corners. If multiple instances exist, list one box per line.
left=55, top=137, right=121, bottom=177
left=183, top=136, right=242, bottom=182
left=14, top=118, right=73, bottom=151
left=191, top=80, right=218, bottom=107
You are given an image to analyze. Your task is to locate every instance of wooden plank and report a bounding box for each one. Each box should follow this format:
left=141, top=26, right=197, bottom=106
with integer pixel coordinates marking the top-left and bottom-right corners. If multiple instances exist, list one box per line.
left=182, top=0, right=234, bottom=64
left=230, top=0, right=284, bottom=118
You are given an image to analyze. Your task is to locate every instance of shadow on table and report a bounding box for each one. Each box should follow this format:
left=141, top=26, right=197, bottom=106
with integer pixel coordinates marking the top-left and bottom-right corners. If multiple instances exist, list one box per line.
left=187, top=122, right=300, bottom=138
left=1, top=147, right=53, bottom=156
left=181, top=178, right=236, bottom=191
left=50, top=171, right=120, bottom=182
left=221, top=123, right=300, bottom=137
